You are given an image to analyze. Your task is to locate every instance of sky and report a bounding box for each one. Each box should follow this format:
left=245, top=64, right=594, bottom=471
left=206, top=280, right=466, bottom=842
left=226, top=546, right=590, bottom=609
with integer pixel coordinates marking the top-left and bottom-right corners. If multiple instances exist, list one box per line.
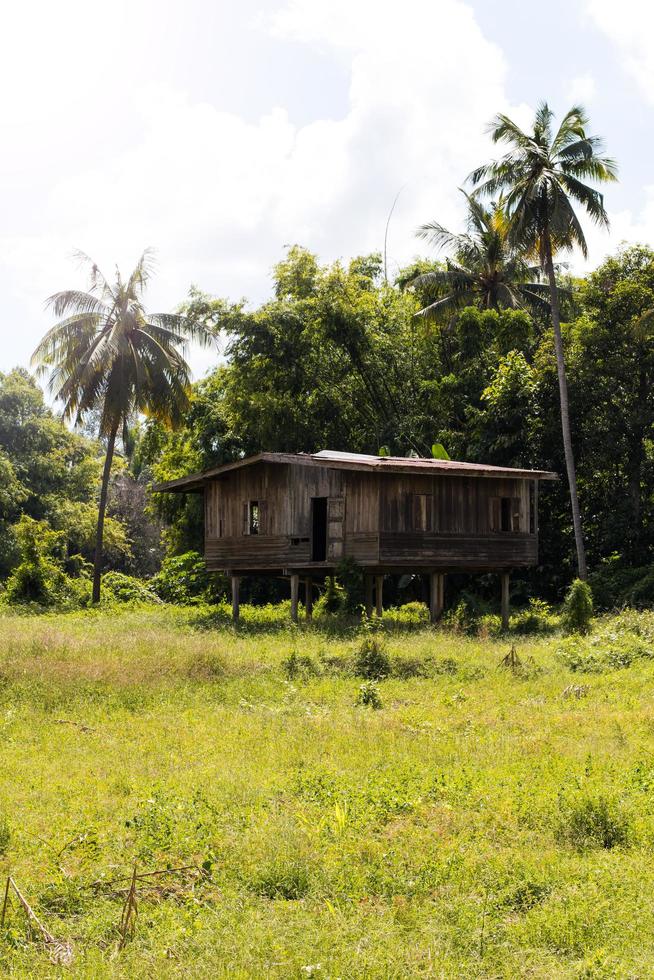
left=2, top=0, right=653, bottom=382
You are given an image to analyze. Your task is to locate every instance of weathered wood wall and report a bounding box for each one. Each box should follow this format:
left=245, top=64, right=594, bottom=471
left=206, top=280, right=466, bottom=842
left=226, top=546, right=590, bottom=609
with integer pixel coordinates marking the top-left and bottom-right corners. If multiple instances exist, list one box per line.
left=203, top=461, right=537, bottom=571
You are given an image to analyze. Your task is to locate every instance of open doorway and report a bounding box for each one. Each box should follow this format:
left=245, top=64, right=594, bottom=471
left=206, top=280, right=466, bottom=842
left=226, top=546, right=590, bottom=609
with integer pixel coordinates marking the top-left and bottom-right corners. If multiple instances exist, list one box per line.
left=311, top=497, right=328, bottom=561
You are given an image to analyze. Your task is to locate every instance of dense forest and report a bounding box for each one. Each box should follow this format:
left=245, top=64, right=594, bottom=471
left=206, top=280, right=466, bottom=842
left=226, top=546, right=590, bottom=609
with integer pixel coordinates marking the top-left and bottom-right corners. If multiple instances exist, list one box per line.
left=2, top=239, right=654, bottom=610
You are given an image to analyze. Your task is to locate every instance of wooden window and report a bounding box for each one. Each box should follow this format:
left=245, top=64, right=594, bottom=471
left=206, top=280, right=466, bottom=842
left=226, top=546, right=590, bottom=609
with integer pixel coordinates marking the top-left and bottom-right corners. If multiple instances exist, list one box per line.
left=243, top=500, right=267, bottom=535
left=490, top=496, right=520, bottom=532
left=249, top=500, right=260, bottom=535
left=410, top=493, right=432, bottom=532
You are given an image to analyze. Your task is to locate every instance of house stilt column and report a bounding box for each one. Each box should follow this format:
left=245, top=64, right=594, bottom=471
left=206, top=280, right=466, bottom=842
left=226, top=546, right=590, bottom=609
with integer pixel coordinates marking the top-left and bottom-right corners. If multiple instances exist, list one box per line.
left=305, top=578, right=313, bottom=621
left=231, top=575, right=240, bottom=623
left=290, top=573, right=300, bottom=624
left=501, top=571, right=510, bottom=630
left=430, top=572, right=445, bottom=623
left=375, top=575, right=384, bottom=618
left=364, top=574, right=373, bottom=618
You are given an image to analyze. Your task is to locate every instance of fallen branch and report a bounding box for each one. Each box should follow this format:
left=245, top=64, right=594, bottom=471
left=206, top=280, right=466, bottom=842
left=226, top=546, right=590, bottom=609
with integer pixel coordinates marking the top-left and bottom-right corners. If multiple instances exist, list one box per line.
left=118, top=865, right=138, bottom=949
left=1, top=876, right=73, bottom=966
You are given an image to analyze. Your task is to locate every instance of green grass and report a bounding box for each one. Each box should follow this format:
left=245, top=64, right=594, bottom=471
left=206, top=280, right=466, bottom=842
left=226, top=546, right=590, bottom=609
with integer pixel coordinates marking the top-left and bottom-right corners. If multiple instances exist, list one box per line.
left=1, top=605, right=654, bottom=977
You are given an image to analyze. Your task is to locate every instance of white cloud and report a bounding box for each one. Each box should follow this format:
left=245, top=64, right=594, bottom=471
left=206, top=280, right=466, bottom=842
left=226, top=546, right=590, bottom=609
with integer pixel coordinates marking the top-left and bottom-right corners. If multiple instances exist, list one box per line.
left=566, top=72, right=596, bottom=103
left=0, top=0, right=520, bottom=377
left=586, top=0, right=654, bottom=101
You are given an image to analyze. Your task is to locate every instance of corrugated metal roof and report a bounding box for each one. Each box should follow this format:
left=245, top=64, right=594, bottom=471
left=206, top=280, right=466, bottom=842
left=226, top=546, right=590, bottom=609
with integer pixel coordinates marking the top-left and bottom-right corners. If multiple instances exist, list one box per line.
left=154, top=450, right=557, bottom=492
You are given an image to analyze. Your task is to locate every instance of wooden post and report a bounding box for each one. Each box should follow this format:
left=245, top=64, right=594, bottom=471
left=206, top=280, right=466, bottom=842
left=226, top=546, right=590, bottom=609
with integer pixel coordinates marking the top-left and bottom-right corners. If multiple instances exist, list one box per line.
left=305, top=578, right=313, bottom=621
left=375, top=574, right=384, bottom=618
left=429, top=572, right=445, bottom=623
left=364, top=574, right=373, bottom=618
left=231, top=574, right=240, bottom=622
left=501, top=572, right=510, bottom=630
left=290, top=573, right=300, bottom=624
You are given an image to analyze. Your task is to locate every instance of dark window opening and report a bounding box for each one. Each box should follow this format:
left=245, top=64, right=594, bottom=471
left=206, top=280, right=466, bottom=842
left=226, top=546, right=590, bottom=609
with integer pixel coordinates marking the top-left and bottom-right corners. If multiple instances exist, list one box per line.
left=490, top=496, right=520, bottom=532
left=500, top=497, right=512, bottom=532
left=249, top=500, right=260, bottom=535
left=311, top=497, right=328, bottom=561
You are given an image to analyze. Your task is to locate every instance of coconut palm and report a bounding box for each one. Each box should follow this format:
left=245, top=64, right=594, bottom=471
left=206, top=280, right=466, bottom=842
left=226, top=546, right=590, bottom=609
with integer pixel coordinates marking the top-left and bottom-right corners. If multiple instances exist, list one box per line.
left=32, top=249, right=212, bottom=602
left=408, top=191, right=552, bottom=318
left=468, top=103, right=617, bottom=579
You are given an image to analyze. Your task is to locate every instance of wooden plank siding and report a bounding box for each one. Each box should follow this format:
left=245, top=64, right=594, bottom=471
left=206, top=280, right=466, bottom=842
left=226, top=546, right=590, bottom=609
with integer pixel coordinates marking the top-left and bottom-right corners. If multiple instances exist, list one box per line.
left=202, top=460, right=539, bottom=572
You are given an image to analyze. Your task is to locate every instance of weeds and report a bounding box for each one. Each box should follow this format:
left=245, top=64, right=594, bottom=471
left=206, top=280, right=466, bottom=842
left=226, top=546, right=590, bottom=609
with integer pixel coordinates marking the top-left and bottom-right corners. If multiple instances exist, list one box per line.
left=557, top=795, right=630, bottom=850
left=356, top=680, right=383, bottom=709
left=0, top=605, right=653, bottom=975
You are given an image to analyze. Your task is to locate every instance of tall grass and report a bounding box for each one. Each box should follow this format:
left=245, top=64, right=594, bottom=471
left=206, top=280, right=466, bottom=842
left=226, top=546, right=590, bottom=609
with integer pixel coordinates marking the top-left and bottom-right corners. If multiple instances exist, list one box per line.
left=0, top=605, right=653, bottom=976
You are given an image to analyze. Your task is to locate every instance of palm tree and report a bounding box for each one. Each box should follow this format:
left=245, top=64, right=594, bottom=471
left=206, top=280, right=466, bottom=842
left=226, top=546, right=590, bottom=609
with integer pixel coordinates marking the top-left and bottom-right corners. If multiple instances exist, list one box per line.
left=408, top=191, right=552, bottom=318
left=32, top=250, right=212, bottom=602
left=468, top=103, right=617, bottom=580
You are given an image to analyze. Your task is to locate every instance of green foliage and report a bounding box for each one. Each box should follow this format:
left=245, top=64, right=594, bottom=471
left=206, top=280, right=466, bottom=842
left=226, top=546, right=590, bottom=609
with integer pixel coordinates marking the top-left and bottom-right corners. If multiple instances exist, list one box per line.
left=557, top=609, right=654, bottom=672
left=335, top=557, right=364, bottom=613
left=353, top=626, right=391, bottom=679
left=431, top=442, right=450, bottom=459
left=101, top=572, right=160, bottom=605
left=150, top=551, right=226, bottom=605
left=443, top=596, right=481, bottom=635
left=511, top=598, right=559, bottom=635
left=0, top=813, right=10, bottom=855
left=356, top=680, right=383, bottom=709
left=563, top=579, right=594, bottom=634
left=313, top=576, right=347, bottom=616
left=249, top=857, right=312, bottom=900
left=558, top=795, right=630, bottom=850
left=4, top=516, right=81, bottom=607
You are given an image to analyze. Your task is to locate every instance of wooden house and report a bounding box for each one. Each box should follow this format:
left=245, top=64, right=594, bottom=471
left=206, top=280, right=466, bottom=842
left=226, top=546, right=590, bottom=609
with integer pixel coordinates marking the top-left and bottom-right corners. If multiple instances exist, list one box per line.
left=155, top=449, right=556, bottom=624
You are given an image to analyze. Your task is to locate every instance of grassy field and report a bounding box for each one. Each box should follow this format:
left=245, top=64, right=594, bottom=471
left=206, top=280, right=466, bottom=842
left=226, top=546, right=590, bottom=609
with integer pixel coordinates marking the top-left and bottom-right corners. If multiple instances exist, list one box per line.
left=1, top=605, right=654, bottom=977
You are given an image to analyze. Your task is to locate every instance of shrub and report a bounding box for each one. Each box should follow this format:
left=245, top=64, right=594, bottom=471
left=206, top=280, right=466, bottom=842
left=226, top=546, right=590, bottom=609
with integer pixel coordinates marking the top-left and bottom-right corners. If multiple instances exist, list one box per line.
left=313, top=576, right=347, bottom=616
left=102, top=572, right=160, bottom=604
left=4, top=516, right=82, bottom=608
left=512, top=598, right=558, bottom=635
left=558, top=795, right=630, bottom=850
left=356, top=680, right=383, bottom=709
left=589, top=557, right=654, bottom=611
left=150, top=551, right=226, bottom=605
left=562, top=579, right=594, bottom=634
left=335, top=557, right=365, bottom=613
left=0, top=814, right=10, bottom=855
left=353, top=627, right=391, bottom=679
left=392, top=654, right=432, bottom=678
left=282, top=651, right=321, bottom=680
left=443, top=599, right=478, bottom=635
left=250, top=858, right=312, bottom=900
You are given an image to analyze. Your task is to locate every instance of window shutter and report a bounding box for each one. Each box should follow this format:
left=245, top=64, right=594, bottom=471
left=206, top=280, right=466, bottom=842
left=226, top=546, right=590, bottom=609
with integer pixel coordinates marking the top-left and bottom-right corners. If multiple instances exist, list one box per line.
left=258, top=499, right=268, bottom=535
left=489, top=497, right=500, bottom=532
left=242, top=501, right=249, bottom=535
left=511, top=497, right=520, bottom=532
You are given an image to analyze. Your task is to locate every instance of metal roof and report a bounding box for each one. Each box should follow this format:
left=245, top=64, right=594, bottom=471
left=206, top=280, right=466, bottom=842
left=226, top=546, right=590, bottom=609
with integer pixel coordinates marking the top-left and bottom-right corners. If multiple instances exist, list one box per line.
left=154, top=450, right=557, bottom=492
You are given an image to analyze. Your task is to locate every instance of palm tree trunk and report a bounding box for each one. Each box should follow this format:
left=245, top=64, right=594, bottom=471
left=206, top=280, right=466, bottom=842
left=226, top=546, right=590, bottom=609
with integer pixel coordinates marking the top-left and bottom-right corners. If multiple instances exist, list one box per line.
left=543, top=234, right=587, bottom=580
left=92, top=421, right=119, bottom=603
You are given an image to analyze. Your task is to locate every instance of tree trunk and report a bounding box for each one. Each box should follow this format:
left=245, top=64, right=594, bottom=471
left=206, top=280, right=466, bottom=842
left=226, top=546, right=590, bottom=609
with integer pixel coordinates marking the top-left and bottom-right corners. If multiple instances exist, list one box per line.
left=543, top=235, right=587, bottom=580
left=92, top=422, right=119, bottom=603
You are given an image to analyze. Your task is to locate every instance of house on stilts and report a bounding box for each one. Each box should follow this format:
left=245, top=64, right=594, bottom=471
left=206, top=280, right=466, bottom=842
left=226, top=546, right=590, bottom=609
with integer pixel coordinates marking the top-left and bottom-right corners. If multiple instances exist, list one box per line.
left=154, top=449, right=557, bottom=625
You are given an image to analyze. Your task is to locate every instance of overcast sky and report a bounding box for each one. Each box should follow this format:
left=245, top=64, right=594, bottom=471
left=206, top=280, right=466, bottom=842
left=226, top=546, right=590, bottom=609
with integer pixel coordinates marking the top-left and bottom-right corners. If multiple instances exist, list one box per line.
left=1, top=0, right=653, bottom=381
